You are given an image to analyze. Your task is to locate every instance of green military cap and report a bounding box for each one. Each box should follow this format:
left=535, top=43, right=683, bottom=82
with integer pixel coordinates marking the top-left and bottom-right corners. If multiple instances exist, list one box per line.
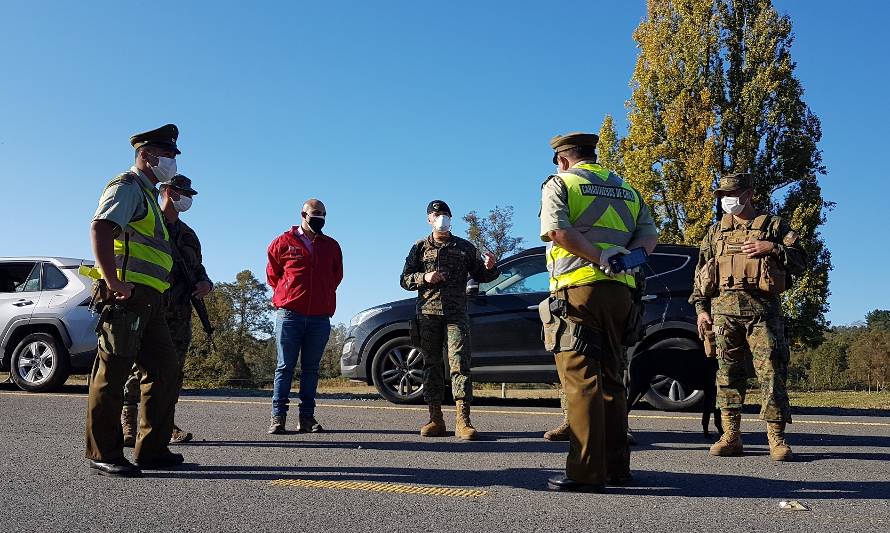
left=714, top=172, right=754, bottom=196
left=550, top=132, right=599, bottom=164
left=130, top=123, right=181, bottom=154
left=160, top=174, right=198, bottom=195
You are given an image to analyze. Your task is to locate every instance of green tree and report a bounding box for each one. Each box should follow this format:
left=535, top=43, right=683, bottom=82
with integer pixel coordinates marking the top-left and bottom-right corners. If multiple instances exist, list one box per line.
left=610, top=0, right=831, bottom=347
left=186, top=270, right=273, bottom=387
left=463, top=205, right=524, bottom=260
left=319, top=323, right=348, bottom=379
left=866, top=309, right=890, bottom=332
left=847, top=327, right=890, bottom=392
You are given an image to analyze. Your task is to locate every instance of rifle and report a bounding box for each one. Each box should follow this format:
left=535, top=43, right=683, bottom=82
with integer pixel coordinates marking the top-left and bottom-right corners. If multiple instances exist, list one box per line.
left=169, top=233, right=214, bottom=340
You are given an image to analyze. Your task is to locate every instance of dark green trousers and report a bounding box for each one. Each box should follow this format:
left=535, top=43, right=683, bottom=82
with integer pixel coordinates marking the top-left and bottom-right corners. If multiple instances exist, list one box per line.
left=85, top=285, right=179, bottom=462
left=554, top=282, right=631, bottom=485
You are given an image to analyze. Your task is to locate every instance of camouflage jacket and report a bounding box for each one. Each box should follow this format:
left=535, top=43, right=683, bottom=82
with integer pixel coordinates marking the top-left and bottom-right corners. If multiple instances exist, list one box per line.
left=400, top=234, right=500, bottom=317
left=166, top=218, right=211, bottom=307
left=689, top=212, right=807, bottom=317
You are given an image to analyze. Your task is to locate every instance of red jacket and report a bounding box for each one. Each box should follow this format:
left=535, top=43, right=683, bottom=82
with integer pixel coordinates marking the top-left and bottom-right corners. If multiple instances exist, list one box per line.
left=266, top=227, right=343, bottom=317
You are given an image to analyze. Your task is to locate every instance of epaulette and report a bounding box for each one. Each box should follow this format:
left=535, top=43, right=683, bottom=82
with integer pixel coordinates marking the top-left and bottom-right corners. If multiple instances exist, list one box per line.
left=104, top=171, right=138, bottom=190
left=541, top=174, right=564, bottom=190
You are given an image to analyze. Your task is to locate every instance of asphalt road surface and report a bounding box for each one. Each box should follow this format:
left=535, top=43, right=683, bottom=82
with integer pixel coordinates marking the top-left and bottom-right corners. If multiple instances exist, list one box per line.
left=1, top=385, right=888, bottom=533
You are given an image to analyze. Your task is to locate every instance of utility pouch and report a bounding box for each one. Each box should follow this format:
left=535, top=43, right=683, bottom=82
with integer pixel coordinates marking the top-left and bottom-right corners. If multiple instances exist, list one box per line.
left=696, top=258, right=718, bottom=298
left=758, top=256, right=787, bottom=295
left=409, top=319, right=421, bottom=348
left=539, top=298, right=563, bottom=352
left=97, top=304, right=144, bottom=358
left=701, top=322, right=717, bottom=357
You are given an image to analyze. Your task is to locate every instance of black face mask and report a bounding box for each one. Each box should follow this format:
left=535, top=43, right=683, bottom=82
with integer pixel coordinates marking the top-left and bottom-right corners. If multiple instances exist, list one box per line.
left=306, top=216, right=325, bottom=233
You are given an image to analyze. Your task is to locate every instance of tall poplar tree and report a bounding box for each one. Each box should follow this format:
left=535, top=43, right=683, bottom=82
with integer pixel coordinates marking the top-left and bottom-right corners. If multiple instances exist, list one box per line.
left=604, top=0, right=832, bottom=346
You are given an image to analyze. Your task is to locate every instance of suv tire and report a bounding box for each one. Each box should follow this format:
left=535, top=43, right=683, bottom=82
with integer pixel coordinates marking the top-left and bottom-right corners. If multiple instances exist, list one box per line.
left=10, top=332, right=70, bottom=392
left=641, top=336, right=705, bottom=411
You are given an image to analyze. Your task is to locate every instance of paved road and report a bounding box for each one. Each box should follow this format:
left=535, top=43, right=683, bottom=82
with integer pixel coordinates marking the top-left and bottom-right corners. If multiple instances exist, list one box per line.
left=2, top=385, right=888, bottom=533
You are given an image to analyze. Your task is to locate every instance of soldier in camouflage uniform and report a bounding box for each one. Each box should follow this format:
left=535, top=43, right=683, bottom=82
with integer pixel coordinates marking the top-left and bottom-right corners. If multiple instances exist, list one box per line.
left=400, top=200, right=500, bottom=440
left=122, top=175, right=212, bottom=446
left=690, top=173, right=806, bottom=461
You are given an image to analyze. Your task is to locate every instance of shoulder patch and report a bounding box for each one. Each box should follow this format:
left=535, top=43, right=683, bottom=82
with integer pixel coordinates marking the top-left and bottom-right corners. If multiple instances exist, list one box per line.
left=783, top=230, right=799, bottom=246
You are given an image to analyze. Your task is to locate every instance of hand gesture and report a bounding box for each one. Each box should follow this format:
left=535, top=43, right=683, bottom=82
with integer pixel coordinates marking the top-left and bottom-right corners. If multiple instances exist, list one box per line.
left=482, top=251, right=496, bottom=271
left=697, top=312, right=713, bottom=340
left=192, top=280, right=213, bottom=299
left=107, top=278, right=135, bottom=300
left=741, top=239, right=774, bottom=258
left=424, top=271, right=446, bottom=284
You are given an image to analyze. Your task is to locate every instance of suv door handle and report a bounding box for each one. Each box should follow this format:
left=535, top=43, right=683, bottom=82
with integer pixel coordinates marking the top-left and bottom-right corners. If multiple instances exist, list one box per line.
left=641, top=295, right=657, bottom=302
left=13, top=300, right=34, bottom=307
left=526, top=305, right=540, bottom=310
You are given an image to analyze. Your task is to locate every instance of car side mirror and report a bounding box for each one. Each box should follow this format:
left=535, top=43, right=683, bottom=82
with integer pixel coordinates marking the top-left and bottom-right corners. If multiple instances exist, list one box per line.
left=466, top=279, right=480, bottom=296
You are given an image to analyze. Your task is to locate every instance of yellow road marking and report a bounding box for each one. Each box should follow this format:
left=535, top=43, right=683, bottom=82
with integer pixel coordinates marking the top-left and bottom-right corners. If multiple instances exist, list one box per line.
left=2, top=390, right=889, bottom=427
left=270, top=478, right=487, bottom=498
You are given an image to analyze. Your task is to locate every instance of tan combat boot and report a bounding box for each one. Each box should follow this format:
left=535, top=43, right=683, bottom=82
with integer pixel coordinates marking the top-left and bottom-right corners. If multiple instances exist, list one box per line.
left=543, top=417, right=570, bottom=441
left=709, top=410, right=743, bottom=456
left=121, top=406, right=138, bottom=447
left=767, top=422, right=793, bottom=461
left=420, top=403, right=446, bottom=437
left=455, top=400, right=478, bottom=441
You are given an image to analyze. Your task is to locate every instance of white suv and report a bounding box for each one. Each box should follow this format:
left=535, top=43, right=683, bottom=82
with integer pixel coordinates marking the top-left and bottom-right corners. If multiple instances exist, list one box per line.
left=0, top=257, right=98, bottom=392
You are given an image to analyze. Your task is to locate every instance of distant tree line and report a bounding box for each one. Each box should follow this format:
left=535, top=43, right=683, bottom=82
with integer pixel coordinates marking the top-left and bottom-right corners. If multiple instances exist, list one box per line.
left=183, top=270, right=347, bottom=388
left=788, top=310, right=890, bottom=392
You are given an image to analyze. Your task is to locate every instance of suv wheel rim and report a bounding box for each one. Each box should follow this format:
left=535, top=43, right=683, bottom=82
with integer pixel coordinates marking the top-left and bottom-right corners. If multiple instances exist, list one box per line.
left=650, top=375, right=700, bottom=403
left=379, top=345, right=424, bottom=398
left=17, top=340, right=54, bottom=385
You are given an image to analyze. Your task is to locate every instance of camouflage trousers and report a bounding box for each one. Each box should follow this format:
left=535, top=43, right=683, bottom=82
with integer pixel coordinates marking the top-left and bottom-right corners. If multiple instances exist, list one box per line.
left=124, top=302, right=192, bottom=407
left=714, top=313, right=792, bottom=422
left=417, top=314, right=472, bottom=404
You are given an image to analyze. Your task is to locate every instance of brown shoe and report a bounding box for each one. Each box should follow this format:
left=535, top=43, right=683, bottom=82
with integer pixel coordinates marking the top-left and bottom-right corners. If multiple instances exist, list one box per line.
left=543, top=420, right=570, bottom=441
left=455, top=400, right=478, bottom=441
left=767, top=422, right=793, bottom=461
left=170, top=425, right=193, bottom=444
left=709, top=410, right=743, bottom=457
left=268, top=414, right=286, bottom=435
left=121, top=406, right=137, bottom=448
left=420, top=403, right=446, bottom=437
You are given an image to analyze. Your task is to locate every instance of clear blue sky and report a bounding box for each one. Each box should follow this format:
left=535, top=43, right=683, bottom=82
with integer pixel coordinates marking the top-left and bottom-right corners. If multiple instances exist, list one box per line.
left=1, top=0, right=886, bottom=326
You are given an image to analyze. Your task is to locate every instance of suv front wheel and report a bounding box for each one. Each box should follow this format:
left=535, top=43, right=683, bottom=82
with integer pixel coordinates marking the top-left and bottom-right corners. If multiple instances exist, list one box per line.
left=10, top=332, right=70, bottom=392
left=370, top=336, right=426, bottom=404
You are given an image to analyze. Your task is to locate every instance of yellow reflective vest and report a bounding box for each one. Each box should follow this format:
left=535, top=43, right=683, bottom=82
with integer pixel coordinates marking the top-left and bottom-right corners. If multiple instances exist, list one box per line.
left=83, top=173, right=173, bottom=292
left=546, top=162, right=642, bottom=291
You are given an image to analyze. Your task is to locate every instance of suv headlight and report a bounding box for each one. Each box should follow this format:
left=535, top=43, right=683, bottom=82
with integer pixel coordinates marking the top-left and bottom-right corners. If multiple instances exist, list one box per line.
left=350, top=306, right=391, bottom=327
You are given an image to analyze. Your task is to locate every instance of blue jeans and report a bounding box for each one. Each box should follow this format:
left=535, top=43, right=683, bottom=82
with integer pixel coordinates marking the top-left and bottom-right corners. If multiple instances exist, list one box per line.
left=271, top=309, right=331, bottom=417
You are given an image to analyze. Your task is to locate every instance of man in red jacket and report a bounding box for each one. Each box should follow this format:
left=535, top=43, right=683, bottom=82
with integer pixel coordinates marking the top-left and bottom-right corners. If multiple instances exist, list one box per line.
left=266, top=199, right=343, bottom=434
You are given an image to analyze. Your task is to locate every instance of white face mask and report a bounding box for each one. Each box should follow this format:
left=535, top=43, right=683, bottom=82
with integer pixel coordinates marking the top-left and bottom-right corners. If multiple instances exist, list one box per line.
left=172, top=195, right=192, bottom=212
left=721, top=195, right=745, bottom=215
left=433, top=214, right=452, bottom=232
left=150, top=156, right=177, bottom=182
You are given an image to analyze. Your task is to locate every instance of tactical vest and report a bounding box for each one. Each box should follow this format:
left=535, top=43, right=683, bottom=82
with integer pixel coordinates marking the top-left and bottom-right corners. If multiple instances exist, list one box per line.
left=83, top=173, right=173, bottom=292
left=708, top=214, right=786, bottom=296
left=546, top=163, right=642, bottom=291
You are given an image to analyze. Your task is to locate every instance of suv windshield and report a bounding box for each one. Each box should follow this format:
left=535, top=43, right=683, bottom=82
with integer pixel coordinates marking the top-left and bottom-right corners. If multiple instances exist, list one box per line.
left=480, top=254, right=549, bottom=295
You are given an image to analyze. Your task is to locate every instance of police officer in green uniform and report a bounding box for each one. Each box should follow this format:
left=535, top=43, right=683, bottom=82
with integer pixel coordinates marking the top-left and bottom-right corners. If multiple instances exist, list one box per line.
left=84, top=124, right=186, bottom=477
left=400, top=200, right=500, bottom=440
left=539, top=132, right=658, bottom=492
left=690, top=173, right=807, bottom=461
left=121, top=174, right=212, bottom=446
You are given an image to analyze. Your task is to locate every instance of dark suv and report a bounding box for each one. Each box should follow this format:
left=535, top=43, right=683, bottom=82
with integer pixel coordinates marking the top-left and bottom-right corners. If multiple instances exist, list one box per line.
left=341, top=244, right=703, bottom=410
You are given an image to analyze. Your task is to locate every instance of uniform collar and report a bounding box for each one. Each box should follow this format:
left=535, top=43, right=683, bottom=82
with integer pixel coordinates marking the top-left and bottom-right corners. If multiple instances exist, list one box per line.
left=427, top=233, right=454, bottom=246
left=130, top=166, right=158, bottom=192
